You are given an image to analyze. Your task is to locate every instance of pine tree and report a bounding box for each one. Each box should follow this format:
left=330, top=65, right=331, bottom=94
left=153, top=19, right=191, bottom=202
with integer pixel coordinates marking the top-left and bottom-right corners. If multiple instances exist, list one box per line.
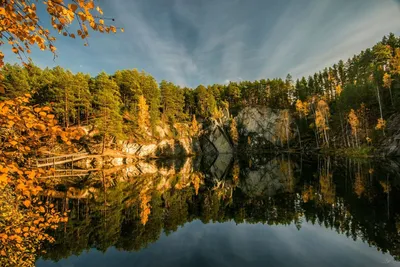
left=160, top=80, right=185, bottom=123
left=93, top=72, right=124, bottom=153
left=0, top=63, right=31, bottom=100
left=71, top=72, right=91, bottom=126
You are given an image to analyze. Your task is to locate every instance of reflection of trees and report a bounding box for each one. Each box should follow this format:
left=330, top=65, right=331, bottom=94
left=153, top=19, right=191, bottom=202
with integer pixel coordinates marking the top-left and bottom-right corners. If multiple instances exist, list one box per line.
left=39, top=157, right=400, bottom=262
left=318, top=157, right=335, bottom=205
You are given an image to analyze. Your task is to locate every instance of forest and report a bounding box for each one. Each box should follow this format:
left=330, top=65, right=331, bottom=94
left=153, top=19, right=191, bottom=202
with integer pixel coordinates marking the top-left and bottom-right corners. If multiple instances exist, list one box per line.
left=1, top=33, right=400, bottom=151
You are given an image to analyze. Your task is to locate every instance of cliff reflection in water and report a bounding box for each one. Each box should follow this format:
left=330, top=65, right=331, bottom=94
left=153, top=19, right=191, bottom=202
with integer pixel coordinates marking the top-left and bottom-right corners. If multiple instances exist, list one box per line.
left=38, top=154, right=400, bottom=262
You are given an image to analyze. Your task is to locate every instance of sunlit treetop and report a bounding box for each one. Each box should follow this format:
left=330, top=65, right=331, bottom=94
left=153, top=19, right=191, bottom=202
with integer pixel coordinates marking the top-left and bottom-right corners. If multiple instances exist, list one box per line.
left=0, top=0, right=124, bottom=74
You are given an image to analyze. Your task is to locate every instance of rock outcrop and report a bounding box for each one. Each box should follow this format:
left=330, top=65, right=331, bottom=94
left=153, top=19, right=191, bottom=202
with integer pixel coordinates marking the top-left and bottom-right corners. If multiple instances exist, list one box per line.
left=84, top=107, right=299, bottom=160
left=378, top=113, right=400, bottom=157
left=122, top=137, right=200, bottom=158
left=235, top=107, right=296, bottom=151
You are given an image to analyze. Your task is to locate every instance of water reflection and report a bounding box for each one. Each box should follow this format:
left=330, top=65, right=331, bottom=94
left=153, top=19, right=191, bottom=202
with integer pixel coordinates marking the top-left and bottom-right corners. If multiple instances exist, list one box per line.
left=35, top=155, right=400, bottom=266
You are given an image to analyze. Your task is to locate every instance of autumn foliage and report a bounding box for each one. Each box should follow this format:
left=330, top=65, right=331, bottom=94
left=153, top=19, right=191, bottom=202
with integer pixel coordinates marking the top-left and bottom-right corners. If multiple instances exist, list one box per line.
left=0, top=0, right=123, bottom=69
left=0, top=96, right=83, bottom=266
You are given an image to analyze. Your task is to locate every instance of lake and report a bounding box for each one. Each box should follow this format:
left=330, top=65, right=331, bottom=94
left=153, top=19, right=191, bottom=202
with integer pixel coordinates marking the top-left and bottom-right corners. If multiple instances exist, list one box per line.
left=35, top=154, right=400, bottom=267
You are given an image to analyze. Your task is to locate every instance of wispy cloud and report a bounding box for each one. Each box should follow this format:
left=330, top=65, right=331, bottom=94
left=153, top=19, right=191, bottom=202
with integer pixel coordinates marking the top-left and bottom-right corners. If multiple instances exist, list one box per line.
left=5, top=0, right=400, bottom=87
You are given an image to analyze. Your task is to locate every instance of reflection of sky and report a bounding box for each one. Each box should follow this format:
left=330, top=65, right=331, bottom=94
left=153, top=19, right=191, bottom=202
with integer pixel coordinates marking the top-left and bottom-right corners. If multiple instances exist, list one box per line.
left=36, top=220, right=399, bottom=267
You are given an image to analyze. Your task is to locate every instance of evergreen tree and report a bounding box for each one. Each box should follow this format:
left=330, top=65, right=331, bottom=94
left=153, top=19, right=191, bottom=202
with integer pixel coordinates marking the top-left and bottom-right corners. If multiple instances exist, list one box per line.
left=160, top=80, right=185, bottom=123
left=0, top=63, right=31, bottom=100
left=93, top=72, right=124, bottom=152
left=195, top=85, right=216, bottom=118
left=139, top=71, right=161, bottom=130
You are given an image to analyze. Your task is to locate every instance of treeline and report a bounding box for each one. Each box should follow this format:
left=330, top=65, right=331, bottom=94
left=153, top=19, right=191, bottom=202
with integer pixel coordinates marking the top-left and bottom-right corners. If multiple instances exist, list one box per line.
left=1, top=33, right=399, bottom=147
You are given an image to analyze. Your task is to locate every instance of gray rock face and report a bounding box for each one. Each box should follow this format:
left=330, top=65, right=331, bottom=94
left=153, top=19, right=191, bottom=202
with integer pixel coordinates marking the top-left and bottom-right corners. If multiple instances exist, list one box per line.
left=379, top=113, right=400, bottom=157
left=208, top=126, right=233, bottom=154
left=236, top=107, right=295, bottom=148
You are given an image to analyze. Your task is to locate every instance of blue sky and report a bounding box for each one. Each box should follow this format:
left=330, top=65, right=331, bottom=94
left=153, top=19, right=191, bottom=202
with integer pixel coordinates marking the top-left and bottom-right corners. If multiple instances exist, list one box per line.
left=4, top=0, right=400, bottom=87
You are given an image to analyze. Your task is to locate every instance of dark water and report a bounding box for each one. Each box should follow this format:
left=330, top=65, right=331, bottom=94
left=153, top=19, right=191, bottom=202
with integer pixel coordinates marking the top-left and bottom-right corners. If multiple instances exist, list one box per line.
left=35, top=154, right=400, bottom=267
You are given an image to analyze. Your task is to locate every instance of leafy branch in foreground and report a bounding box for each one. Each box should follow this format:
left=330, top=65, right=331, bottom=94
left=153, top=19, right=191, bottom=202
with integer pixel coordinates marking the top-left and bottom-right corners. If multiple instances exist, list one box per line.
left=0, top=96, right=83, bottom=267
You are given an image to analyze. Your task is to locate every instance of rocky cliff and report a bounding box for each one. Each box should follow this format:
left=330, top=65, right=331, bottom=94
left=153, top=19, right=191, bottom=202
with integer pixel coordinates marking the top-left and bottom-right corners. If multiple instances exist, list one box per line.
left=81, top=107, right=310, bottom=160
left=235, top=107, right=296, bottom=151
left=118, top=106, right=297, bottom=159
left=378, top=113, right=400, bottom=157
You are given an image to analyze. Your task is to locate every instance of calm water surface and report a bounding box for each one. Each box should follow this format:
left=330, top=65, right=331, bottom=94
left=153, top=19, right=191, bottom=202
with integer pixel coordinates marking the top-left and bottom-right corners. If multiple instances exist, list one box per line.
left=35, top=155, right=400, bottom=267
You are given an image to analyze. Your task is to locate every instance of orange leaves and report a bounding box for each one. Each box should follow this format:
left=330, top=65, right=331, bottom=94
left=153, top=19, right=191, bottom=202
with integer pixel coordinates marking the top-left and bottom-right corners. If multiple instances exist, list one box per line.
left=10, top=141, right=18, bottom=146
left=347, top=109, right=359, bottom=136
left=1, top=185, right=68, bottom=267
left=295, top=100, right=310, bottom=118
left=0, top=0, right=122, bottom=69
left=49, top=44, right=57, bottom=53
left=335, top=85, right=343, bottom=97
left=375, top=118, right=386, bottom=130
left=23, top=200, right=31, bottom=208
left=87, top=0, right=95, bottom=9
left=68, top=3, right=78, bottom=12
left=139, top=190, right=151, bottom=225
left=382, top=73, right=392, bottom=89
left=25, top=170, right=36, bottom=179
left=78, top=12, right=87, bottom=22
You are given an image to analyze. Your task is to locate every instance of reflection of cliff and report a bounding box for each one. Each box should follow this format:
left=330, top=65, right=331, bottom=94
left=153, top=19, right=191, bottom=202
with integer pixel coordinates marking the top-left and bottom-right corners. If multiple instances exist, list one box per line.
left=238, top=157, right=295, bottom=197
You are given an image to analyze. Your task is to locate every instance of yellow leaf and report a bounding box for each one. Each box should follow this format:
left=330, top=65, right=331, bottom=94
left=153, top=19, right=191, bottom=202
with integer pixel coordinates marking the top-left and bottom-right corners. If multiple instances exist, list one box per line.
left=10, top=141, right=18, bottom=146
left=121, top=28, right=125, bottom=33
left=96, top=6, right=104, bottom=15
